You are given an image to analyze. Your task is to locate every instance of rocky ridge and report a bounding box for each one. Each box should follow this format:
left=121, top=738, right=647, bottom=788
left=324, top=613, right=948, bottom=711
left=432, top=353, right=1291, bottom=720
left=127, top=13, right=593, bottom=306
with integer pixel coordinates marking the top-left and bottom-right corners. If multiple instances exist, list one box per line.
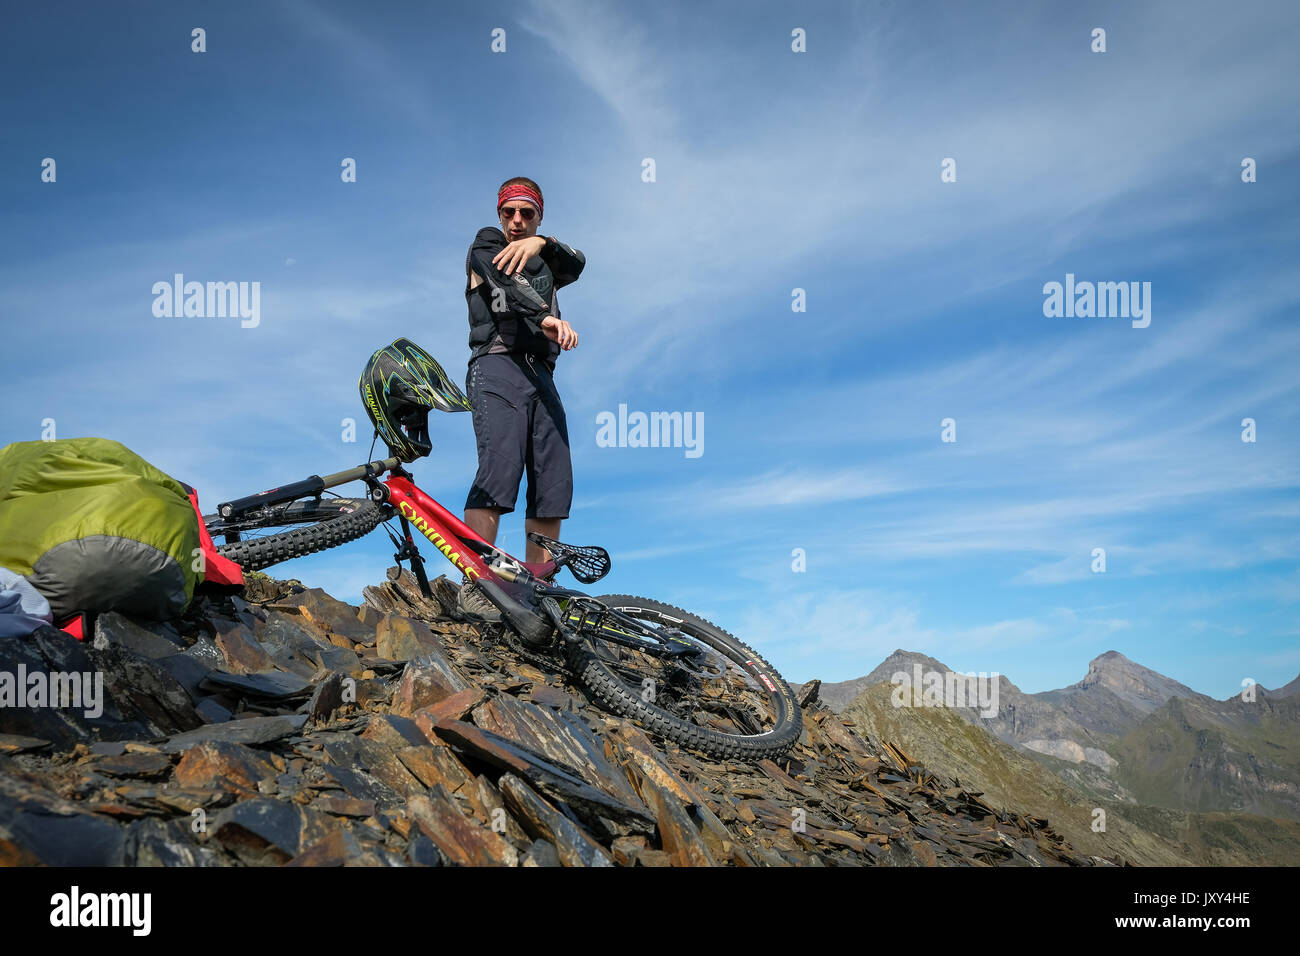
left=0, top=571, right=1115, bottom=867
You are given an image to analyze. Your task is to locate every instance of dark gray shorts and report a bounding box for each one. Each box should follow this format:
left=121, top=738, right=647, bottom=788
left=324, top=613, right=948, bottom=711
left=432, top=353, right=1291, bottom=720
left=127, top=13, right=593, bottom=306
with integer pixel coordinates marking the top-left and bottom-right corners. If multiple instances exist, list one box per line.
left=464, top=352, right=572, bottom=519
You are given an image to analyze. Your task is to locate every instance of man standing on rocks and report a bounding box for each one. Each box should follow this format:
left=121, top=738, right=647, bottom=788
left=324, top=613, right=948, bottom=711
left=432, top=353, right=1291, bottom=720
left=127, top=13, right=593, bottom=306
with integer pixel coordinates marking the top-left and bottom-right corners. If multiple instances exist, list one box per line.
left=457, top=177, right=585, bottom=621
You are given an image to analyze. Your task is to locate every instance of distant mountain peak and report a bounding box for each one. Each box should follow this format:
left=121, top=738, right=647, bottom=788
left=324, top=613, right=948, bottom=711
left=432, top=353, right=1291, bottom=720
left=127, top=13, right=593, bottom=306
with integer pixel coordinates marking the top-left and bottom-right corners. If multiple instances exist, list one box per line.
left=878, top=649, right=949, bottom=670
left=1092, top=650, right=1130, bottom=663
left=791, top=649, right=954, bottom=713
left=1070, top=650, right=1201, bottom=713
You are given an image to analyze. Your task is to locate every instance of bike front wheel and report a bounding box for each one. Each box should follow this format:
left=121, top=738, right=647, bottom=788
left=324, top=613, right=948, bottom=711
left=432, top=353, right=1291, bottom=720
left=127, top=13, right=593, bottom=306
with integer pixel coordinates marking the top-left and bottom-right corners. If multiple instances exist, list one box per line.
left=566, top=594, right=802, bottom=762
left=202, top=496, right=386, bottom=572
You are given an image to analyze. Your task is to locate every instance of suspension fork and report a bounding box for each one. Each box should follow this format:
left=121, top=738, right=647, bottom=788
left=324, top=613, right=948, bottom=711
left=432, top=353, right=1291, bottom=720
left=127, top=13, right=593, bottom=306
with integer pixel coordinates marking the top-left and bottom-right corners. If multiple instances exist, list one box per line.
left=366, top=469, right=434, bottom=599
left=393, top=512, right=433, bottom=598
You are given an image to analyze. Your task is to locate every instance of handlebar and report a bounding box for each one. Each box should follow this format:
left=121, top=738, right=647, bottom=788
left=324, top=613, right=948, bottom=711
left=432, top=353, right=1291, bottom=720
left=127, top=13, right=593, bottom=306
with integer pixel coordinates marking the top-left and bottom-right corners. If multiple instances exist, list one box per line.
left=318, top=456, right=403, bottom=489
left=216, top=456, right=402, bottom=518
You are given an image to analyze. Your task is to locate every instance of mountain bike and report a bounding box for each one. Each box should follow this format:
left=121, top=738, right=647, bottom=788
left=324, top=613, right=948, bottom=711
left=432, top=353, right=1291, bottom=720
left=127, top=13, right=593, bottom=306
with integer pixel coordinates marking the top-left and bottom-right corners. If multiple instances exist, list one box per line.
left=202, top=456, right=802, bottom=762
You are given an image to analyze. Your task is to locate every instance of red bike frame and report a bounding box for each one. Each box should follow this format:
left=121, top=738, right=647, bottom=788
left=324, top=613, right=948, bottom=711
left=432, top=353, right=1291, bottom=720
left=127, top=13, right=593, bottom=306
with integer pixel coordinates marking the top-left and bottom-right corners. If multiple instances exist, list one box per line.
left=383, top=474, right=557, bottom=585
left=214, top=456, right=748, bottom=667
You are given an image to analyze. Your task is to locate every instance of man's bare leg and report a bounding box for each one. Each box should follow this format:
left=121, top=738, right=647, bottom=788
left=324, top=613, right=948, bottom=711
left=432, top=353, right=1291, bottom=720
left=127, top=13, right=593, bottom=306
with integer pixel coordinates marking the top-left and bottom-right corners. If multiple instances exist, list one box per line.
left=464, top=508, right=502, bottom=547
left=458, top=507, right=504, bottom=620
left=525, top=517, right=561, bottom=563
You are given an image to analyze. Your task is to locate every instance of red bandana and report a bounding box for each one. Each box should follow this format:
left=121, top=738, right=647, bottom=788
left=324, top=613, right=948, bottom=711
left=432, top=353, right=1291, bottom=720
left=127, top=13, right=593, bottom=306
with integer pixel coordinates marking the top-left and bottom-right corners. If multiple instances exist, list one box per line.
left=497, top=183, right=543, bottom=219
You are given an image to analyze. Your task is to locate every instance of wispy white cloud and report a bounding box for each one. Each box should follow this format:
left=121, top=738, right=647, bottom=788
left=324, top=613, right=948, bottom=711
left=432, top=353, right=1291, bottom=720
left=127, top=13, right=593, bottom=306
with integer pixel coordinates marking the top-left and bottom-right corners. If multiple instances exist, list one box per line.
left=685, top=467, right=903, bottom=510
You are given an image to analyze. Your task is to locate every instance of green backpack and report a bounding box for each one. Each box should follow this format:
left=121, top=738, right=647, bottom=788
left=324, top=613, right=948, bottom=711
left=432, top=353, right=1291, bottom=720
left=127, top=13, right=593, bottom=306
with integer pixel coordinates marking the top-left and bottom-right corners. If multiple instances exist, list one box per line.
left=0, top=437, right=205, bottom=621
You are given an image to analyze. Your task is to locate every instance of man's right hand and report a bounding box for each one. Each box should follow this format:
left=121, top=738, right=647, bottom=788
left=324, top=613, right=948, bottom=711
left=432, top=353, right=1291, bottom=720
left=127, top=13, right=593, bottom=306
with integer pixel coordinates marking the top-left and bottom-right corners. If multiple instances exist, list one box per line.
left=541, top=316, right=578, bottom=350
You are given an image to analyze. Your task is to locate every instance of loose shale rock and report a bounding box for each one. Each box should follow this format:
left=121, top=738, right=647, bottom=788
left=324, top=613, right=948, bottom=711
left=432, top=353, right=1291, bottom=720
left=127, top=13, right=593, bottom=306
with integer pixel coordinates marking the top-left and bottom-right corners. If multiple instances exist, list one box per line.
left=0, top=572, right=1115, bottom=867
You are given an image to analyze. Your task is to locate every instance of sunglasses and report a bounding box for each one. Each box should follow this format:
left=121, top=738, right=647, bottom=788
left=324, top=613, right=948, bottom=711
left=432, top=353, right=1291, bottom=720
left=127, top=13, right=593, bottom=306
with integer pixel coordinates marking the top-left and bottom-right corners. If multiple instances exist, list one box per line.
left=499, top=205, right=537, bottom=222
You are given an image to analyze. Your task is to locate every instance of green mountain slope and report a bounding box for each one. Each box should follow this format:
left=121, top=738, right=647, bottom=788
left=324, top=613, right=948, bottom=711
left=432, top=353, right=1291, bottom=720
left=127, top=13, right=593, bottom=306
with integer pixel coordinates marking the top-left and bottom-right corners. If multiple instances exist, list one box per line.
left=1109, top=690, right=1300, bottom=820
left=840, top=682, right=1300, bottom=866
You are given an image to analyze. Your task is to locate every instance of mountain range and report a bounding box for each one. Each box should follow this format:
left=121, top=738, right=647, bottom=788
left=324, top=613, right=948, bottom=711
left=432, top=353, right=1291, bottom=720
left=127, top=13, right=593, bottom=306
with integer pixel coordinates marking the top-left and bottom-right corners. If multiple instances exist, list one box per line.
left=793, top=649, right=1300, bottom=849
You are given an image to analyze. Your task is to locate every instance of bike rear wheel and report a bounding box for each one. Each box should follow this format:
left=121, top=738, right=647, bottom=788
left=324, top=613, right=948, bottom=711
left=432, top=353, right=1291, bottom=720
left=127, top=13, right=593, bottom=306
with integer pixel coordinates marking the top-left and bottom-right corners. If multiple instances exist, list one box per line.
left=202, top=496, right=386, bottom=572
left=566, top=594, right=802, bottom=762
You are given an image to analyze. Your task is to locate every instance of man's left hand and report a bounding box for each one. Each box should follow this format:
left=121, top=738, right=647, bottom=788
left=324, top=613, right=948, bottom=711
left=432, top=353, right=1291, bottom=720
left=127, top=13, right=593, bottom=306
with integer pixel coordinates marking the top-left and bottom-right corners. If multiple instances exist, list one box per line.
left=493, top=236, right=547, bottom=277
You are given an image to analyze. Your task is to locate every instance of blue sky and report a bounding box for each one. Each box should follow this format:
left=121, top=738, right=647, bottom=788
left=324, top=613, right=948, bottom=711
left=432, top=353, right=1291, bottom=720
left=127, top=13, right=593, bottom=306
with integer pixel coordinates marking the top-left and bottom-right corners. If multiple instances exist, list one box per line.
left=2, top=0, right=1297, bottom=699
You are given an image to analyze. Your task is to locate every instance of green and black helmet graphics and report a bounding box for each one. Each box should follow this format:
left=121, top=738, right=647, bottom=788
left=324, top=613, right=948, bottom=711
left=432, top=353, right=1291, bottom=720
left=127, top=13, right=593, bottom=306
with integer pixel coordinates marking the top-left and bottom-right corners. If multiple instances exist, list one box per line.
left=358, top=338, right=471, bottom=461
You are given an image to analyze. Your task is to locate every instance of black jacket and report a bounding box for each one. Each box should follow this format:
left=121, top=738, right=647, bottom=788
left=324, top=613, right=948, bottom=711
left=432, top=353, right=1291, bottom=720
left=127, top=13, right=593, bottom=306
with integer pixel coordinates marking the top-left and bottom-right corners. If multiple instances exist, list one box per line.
left=465, top=226, right=585, bottom=372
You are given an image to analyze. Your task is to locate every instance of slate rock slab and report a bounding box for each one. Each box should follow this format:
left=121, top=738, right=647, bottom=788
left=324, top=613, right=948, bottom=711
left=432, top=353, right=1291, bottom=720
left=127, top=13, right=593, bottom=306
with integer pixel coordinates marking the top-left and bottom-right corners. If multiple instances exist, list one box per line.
left=93, top=612, right=187, bottom=659
left=498, top=773, right=613, bottom=867
left=0, top=771, right=126, bottom=866
left=0, top=733, right=51, bottom=755
left=174, top=740, right=280, bottom=793
left=292, top=589, right=375, bottom=645
left=160, top=714, right=308, bottom=753
left=212, top=619, right=277, bottom=675
left=1, top=625, right=186, bottom=746
left=211, top=798, right=336, bottom=865
left=199, top=670, right=312, bottom=701
left=125, top=817, right=220, bottom=866
left=407, top=783, right=518, bottom=867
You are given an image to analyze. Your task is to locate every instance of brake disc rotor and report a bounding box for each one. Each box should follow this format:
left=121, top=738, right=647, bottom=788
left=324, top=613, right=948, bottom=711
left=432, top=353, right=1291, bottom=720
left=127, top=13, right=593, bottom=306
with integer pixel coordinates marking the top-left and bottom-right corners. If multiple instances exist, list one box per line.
left=658, top=629, right=731, bottom=682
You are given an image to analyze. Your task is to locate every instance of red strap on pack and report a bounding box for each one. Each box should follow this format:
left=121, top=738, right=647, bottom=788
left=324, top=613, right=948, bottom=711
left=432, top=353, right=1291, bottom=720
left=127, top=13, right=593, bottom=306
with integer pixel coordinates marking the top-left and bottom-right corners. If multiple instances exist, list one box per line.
left=56, top=613, right=85, bottom=641
left=188, top=490, right=244, bottom=586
